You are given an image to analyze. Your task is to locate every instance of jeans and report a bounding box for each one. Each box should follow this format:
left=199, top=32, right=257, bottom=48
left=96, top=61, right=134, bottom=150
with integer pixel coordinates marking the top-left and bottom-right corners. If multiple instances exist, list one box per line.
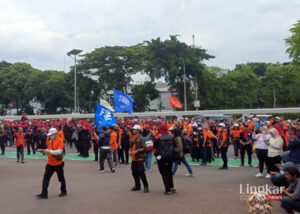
left=16, top=146, right=24, bottom=161
left=172, top=156, right=193, bottom=175
left=99, top=148, right=114, bottom=171
left=145, top=151, right=153, bottom=171
left=41, top=163, right=66, bottom=196
left=131, top=161, right=148, bottom=188
left=111, top=149, right=119, bottom=167
left=281, top=196, right=300, bottom=212
left=256, top=149, right=269, bottom=173
left=221, top=146, right=228, bottom=167
left=233, top=140, right=240, bottom=157
left=157, top=159, right=174, bottom=192
left=240, top=144, right=252, bottom=165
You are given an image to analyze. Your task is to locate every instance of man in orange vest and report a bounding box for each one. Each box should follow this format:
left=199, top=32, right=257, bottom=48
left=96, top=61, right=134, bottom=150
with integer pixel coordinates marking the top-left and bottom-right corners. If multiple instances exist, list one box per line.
left=14, top=127, right=26, bottom=163
left=36, top=128, right=67, bottom=199
left=110, top=126, right=119, bottom=167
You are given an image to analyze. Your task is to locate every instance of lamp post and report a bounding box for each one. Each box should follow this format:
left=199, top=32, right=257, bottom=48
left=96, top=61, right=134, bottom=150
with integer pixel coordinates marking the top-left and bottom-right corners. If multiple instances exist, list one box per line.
left=183, top=60, right=187, bottom=111
left=67, top=49, right=82, bottom=113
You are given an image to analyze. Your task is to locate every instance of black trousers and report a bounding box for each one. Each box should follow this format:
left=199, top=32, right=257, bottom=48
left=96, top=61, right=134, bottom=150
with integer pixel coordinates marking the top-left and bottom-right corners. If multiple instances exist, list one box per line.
left=213, top=140, right=220, bottom=156
left=268, top=155, right=281, bottom=172
left=93, top=140, right=99, bottom=161
left=119, top=146, right=129, bottom=164
left=240, top=144, right=252, bottom=165
left=27, top=141, right=35, bottom=155
left=256, top=149, right=269, bottom=173
left=157, top=159, right=174, bottom=192
left=131, top=161, right=148, bottom=188
left=0, top=139, right=5, bottom=154
left=41, top=163, right=66, bottom=196
left=221, top=146, right=228, bottom=168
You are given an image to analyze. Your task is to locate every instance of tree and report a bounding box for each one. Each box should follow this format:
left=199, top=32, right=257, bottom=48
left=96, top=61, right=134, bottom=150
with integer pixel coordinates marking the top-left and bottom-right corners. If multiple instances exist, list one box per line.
left=0, top=63, right=42, bottom=114
left=131, top=82, right=159, bottom=112
left=77, top=45, right=146, bottom=95
left=286, top=19, right=300, bottom=64
left=144, top=35, right=214, bottom=109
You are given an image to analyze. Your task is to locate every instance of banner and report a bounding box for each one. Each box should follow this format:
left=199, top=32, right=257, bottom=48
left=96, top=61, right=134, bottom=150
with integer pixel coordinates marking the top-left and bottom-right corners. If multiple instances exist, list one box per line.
left=169, top=95, right=183, bottom=109
left=113, top=89, right=134, bottom=114
left=95, top=104, right=117, bottom=128
left=100, top=99, right=115, bottom=112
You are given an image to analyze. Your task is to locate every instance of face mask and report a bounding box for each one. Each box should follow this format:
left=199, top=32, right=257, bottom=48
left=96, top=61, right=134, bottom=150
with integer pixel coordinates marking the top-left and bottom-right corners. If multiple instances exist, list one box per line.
left=49, top=135, right=55, bottom=139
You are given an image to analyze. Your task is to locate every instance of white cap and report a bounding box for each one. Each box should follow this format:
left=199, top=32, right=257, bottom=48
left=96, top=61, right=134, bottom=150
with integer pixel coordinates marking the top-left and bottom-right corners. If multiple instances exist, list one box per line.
left=47, top=128, right=57, bottom=136
left=132, top=125, right=141, bottom=130
left=233, top=123, right=239, bottom=127
left=275, top=116, right=280, bottom=120
left=218, top=123, right=225, bottom=127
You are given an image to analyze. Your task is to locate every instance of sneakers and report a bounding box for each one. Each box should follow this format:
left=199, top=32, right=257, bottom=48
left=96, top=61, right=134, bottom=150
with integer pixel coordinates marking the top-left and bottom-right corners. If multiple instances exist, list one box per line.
left=265, top=174, right=271, bottom=178
left=35, top=194, right=48, bottom=199
left=144, top=187, right=149, bottom=193
left=131, top=186, right=141, bottom=191
left=185, top=174, right=193, bottom=177
left=255, top=173, right=263, bottom=177
left=98, top=170, right=105, bottom=173
left=219, top=166, right=229, bottom=170
left=58, top=192, right=67, bottom=197
left=111, top=168, right=115, bottom=173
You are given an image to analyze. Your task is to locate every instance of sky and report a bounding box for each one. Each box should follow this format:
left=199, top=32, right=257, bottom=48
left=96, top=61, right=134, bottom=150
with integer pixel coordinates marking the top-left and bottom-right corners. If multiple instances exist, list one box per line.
left=0, top=0, right=299, bottom=79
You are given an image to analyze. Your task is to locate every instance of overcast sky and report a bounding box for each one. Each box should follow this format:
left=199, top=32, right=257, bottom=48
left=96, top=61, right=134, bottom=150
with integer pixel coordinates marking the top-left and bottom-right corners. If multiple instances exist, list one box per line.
left=0, top=0, right=299, bottom=75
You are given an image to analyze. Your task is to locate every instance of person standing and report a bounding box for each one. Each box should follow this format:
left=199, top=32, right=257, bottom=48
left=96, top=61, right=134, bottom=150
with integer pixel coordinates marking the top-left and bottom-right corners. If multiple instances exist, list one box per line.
left=239, top=125, right=253, bottom=167
left=14, top=127, right=26, bottom=163
left=143, top=128, right=154, bottom=171
left=119, top=127, right=130, bottom=164
left=78, top=125, right=91, bottom=158
left=231, top=124, right=241, bottom=159
left=129, top=125, right=149, bottom=193
left=218, top=123, right=229, bottom=170
left=36, top=128, right=67, bottom=199
left=0, top=128, right=5, bottom=155
left=91, top=125, right=100, bottom=161
left=154, top=123, right=176, bottom=195
left=267, top=128, right=283, bottom=177
left=253, top=126, right=271, bottom=177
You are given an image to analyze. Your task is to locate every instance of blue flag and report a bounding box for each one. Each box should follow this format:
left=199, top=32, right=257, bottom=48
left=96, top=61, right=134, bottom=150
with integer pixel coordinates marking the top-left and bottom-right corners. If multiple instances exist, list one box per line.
left=95, top=104, right=117, bottom=128
left=113, top=89, right=134, bottom=114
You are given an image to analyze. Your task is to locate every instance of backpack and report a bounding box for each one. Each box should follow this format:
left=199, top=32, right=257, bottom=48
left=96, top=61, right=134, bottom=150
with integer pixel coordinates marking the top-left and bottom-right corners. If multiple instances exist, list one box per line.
left=182, top=137, right=192, bottom=154
left=158, top=133, right=181, bottom=162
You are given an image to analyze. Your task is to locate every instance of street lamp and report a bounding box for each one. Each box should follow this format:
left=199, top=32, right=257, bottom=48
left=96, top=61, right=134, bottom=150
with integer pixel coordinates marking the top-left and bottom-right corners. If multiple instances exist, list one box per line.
left=67, top=49, right=82, bottom=113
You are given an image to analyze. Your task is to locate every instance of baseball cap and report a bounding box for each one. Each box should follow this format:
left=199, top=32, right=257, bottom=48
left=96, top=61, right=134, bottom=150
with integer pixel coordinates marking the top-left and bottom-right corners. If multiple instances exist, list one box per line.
left=132, top=125, right=141, bottom=130
left=47, top=128, right=57, bottom=136
left=218, top=123, right=225, bottom=127
left=233, top=123, right=239, bottom=127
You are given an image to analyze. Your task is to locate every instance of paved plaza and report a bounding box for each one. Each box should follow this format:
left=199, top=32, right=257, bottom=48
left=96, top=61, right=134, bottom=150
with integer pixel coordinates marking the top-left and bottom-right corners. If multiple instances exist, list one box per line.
left=0, top=155, right=283, bottom=214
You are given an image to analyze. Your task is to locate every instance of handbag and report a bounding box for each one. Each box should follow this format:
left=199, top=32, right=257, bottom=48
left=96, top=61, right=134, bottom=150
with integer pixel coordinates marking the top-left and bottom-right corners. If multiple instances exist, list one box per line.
left=145, top=140, right=153, bottom=151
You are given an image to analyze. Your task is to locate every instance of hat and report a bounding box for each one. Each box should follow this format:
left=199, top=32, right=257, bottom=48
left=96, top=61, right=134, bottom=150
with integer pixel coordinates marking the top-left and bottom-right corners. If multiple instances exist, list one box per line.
left=47, top=128, right=57, bottom=136
left=233, top=123, right=239, bottom=127
left=160, top=123, right=168, bottom=132
left=218, top=123, right=225, bottom=127
left=275, top=116, right=280, bottom=120
left=132, top=125, right=141, bottom=130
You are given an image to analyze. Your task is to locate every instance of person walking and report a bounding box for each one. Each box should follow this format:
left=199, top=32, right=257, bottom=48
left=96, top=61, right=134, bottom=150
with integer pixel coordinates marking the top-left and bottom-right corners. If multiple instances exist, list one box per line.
left=129, top=125, right=149, bottom=193
left=267, top=128, right=283, bottom=177
left=98, top=126, right=115, bottom=173
left=218, top=123, right=229, bottom=170
left=36, top=128, right=67, bottom=199
left=110, top=126, right=119, bottom=167
left=172, top=128, right=193, bottom=176
left=154, top=123, right=176, bottom=195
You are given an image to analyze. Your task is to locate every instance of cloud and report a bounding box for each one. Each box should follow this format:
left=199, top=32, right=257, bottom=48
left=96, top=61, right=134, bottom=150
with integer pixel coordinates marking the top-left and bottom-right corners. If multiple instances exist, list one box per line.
left=0, top=0, right=299, bottom=72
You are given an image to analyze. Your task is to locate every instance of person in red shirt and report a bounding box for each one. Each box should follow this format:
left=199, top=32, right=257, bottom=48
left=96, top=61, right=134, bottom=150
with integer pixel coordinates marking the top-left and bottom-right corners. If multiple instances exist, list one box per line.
left=36, top=128, right=67, bottom=199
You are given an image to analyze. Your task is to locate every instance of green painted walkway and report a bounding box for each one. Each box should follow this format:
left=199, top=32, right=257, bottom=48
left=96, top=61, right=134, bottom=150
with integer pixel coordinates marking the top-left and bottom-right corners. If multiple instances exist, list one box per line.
left=0, top=152, right=259, bottom=167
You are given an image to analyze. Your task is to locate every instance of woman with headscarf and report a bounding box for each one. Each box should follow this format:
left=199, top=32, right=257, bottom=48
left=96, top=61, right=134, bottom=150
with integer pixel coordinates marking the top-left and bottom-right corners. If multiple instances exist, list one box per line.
left=266, top=128, right=283, bottom=178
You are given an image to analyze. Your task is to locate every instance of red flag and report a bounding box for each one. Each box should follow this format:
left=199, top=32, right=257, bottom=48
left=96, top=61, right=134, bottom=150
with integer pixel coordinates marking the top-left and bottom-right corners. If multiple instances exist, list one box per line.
left=169, top=95, right=183, bottom=109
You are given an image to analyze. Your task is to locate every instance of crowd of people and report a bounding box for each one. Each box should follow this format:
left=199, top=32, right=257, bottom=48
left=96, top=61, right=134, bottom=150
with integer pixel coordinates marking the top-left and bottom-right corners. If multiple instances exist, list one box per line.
left=1, top=113, right=300, bottom=213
